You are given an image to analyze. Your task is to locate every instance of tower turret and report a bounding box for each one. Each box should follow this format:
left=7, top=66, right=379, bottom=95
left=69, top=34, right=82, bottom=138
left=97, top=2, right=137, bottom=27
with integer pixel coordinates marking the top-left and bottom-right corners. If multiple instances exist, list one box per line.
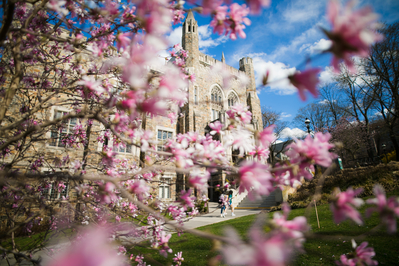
left=182, top=10, right=199, bottom=67
left=239, top=57, right=263, bottom=129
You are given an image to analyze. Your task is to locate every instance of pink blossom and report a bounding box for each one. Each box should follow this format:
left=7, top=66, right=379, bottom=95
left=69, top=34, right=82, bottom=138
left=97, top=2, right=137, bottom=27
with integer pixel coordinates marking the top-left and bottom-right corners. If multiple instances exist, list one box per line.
left=286, top=132, right=336, bottom=168
left=247, top=0, right=271, bottom=14
left=211, top=62, right=235, bottom=89
left=188, top=169, right=210, bottom=192
left=168, top=112, right=177, bottom=124
left=129, top=179, right=150, bottom=201
left=97, top=182, right=118, bottom=204
left=325, top=0, right=383, bottom=73
left=104, top=0, right=119, bottom=16
left=157, top=66, right=188, bottom=105
left=336, top=240, right=378, bottom=266
left=330, top=187, right=364, bottom=225
left=157, top=231, right=172, bottom=258
left=272, top=203, right=309, bottom=249
left=140, top=98, right=168, bottom=117
left=226, top=3, right=251, bottom=40
left=258, top=124, right=276, bottom=148
left=116, top=33, right=131, bottom=51
left=222, top=223, right=297, bottom=266
left=210, top=5, right=229, bottom=35
left=228, top=127, right=255, bottom=157
left=249, top=146, right=270, bottom=161
left=209, top=121, right=224, bottom=135
left=173, top=251, right=184, bottom=266
left=238, top=161, right=276, bottom=200
left=46, top=226, right=126, bottom=266
left=366, top=184, right=399, bottom=233
left=102, top=149, right=117, bottom=167
left=173, top=9, right=185, bottom=25
left=226, top=104, right=252, bottom=124
left=201, top=0, right=224, bottom=15
left=179, top=189, right=196, bottom=210
left=77, top=76, right=106, bottom=95
left=288, top=68, right=321, bottom=101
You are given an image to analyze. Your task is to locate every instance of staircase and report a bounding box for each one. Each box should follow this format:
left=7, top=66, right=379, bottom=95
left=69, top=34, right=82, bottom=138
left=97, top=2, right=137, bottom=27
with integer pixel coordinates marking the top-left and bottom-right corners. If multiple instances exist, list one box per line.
left=235, top=190, right=278, bottom=210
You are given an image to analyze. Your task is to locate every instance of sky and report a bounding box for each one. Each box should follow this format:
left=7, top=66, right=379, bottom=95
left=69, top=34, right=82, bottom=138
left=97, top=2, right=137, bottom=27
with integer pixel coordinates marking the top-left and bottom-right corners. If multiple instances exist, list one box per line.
left=163, top=0, right=399, bottom=139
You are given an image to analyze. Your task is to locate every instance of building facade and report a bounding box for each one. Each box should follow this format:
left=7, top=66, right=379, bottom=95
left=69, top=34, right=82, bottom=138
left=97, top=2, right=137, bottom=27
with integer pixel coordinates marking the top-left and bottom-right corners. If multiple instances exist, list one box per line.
left=1, top=11, right=263, bottom=206
left=143, top=11, right=263, bottom=201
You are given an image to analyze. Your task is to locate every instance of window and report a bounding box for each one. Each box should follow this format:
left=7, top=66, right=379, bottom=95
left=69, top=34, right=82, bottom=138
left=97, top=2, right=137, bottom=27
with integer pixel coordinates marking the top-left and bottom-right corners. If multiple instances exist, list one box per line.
left=42, top=182, right=69, bottom=200
left=212, top=109, right=219, bottom=120
left=157, top=129, right=173, bottom=151
left=112, top=142, right=133, bottom=154
left=109, top=135, right=134, bottom=154
left=228, top=92, right=238, bottom=107
left=211, top=87, right=222, bottom=104
left=50, top=111, right=77, bottom=147
left=210, top=86, right=223, bottom=121
left=159, top=178, right=171, bottom=199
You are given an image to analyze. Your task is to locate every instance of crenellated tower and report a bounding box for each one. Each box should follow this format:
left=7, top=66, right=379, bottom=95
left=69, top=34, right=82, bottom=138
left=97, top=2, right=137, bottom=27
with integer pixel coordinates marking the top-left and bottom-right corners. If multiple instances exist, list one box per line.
left=239, top=57, right=263, bottom=130
left=182, top=10, right=199, bottom=68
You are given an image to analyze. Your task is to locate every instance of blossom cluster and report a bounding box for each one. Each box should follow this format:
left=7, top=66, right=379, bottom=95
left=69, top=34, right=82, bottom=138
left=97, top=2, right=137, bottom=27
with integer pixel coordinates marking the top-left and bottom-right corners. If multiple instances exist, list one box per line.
left=0, top=0, right=389, bottom=265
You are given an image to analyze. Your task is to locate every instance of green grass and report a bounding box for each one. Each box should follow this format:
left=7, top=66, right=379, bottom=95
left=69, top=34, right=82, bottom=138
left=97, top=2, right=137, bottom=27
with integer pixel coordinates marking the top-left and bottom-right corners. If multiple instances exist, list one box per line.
left=132, top=191, right=399, bottom=265
left=1, top=228, right=74, bottom=252
left=3, top=191, right=398, bottom=265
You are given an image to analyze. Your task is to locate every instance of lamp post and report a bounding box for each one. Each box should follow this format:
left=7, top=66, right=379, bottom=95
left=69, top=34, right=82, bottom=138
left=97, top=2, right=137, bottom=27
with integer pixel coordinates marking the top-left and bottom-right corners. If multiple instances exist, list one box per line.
left=382, top=143, right=387, bottom=163
left=304, top=118, right=311, bottom=135
left=304, top=118, right=317, bottom=174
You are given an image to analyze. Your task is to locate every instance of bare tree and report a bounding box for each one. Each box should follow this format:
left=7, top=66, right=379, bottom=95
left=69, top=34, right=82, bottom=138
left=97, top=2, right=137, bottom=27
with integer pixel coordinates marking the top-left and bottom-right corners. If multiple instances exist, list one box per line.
left=334, top=63, right=377, bottom=160
left=261, top=106, right=289, bottom=165
left=363, top=22, right=399, bottom=160
left=319, top=83, right=349, bottom=126
left=293, top=102, right=331, bottom=132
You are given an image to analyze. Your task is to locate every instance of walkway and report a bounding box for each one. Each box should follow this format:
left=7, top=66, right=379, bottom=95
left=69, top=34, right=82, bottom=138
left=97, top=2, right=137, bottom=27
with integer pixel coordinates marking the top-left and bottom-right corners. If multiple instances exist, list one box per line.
left=1, top=203, right=260, bottom=266
left=179, top=202, right=261, bottom=230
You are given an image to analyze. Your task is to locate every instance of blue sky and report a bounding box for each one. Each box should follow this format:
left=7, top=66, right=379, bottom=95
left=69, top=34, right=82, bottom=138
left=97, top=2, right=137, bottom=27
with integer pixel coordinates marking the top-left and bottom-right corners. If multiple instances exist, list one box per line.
left=164, top=0, right=399, bottom=137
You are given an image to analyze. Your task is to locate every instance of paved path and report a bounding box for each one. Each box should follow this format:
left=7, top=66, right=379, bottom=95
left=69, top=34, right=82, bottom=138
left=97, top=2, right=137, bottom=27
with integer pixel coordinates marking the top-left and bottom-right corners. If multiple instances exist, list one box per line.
left=1, top=203, right=260, bottom=265
left=179, top=202, right=261, bottom=230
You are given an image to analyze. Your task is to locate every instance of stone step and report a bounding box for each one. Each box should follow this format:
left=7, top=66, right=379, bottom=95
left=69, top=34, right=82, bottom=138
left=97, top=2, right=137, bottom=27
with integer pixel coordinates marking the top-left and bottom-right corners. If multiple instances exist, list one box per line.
left=236, top=190, right=277, bottom=209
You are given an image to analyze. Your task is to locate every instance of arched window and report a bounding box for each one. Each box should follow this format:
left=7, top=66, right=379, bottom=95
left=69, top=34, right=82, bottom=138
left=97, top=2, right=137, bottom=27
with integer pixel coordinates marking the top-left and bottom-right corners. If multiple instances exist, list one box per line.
left=211, top=86, right=222, bottom=105
left=210, top=86, right=223, bottom=121
left=228, top=92, right=238, bottom=107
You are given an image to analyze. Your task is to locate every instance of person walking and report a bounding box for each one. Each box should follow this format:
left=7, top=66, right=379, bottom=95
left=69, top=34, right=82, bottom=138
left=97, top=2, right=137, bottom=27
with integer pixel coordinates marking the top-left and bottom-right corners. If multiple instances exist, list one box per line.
left=219, top=194, right=228, bottom=218
left=228, top=190, right=236, bottom=216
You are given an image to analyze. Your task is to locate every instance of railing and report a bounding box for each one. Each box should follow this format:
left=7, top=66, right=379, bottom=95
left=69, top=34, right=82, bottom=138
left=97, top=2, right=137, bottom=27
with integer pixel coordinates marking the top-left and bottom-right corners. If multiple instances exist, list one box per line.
left=231, top=188, right=247, bottom=207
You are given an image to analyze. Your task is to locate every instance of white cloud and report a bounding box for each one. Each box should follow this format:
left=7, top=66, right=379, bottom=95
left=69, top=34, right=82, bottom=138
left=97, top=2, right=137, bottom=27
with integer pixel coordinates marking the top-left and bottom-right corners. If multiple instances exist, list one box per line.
left=165, top=25, right=228, bottom=51
left=166, top=26, right=183, bottom=47
left=319, top=66, right=335, bottom=85
left=281, top=0, right=324, bottom=24
left=280, top=112, right=292, bottom=118
left=280, top=127, right=306, bottom=139
left=267, top=25, right=321, bottom=62
left=266, top=0, right=325, bottom=34
left=300, top=38, right=332, bottom=54
left=251, top=56, right=297, bottom=95
left=318, top=99, right=330, bottom=105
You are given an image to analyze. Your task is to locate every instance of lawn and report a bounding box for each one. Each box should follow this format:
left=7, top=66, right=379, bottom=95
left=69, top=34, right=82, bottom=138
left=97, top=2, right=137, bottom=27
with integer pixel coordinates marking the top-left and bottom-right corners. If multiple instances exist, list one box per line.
left=132, top=191, right=399, bottom=266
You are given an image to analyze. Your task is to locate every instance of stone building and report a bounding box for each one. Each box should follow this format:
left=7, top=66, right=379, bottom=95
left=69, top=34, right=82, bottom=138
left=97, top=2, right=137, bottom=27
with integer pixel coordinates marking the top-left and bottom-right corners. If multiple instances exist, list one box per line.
left=143, top=11, right=263, bottom=202
left=1, top=11, right=263, bottom=206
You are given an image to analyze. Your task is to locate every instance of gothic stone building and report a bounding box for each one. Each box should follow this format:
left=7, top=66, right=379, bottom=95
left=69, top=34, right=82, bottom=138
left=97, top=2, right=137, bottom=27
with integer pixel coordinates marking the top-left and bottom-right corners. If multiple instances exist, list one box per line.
left=1, top=11, right=263, bottom=206
left=143, top=11, right=263, bottom=202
